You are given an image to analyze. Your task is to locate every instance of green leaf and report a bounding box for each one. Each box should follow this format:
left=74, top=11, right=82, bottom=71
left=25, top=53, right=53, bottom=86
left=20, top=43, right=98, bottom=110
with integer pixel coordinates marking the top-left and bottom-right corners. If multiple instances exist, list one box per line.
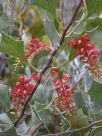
left=0, top=84, right=10, bottom=110
left=34, top=102, right=48, bottom=112
left=17, top=122, right=28, bottom=135
left=69, top=48, right=76, bottom=61
left=39, top=109, right=57, bottom=133
left=83, top=72, right=93, bottom=93
left=0, top=15, right=13, bottom=32
left=92, top=127, right=102, bottom=136
left=60, top=0, right=77, bottom=27
left=74, top=92, right=88, bottom=115
left=32, top=50, right=49, bottom=69
left=85, top=18, right=99, bottom=32
left=31, top=108, right=52, bottom=133
left=86, top=0, right=102, bottom=16
left=89, top=81, right=102, bottom=111
left=0, top=113, right=13, bottom=132
left=0, top=3, right=4, bottom=16
left=0, top=127, right=17, bottom=136
left=40, top=9, right=60, bottom=47
left=31, top=0, right=60, bottom=19
left=0, top=33, right=25, bottom=60
left=67, top=109, right=89, bottom=129
left=0, top=113, right=12, bottom=126
left=34, top=82, right=54, bottom=104
left=94, top=110, right=102, bottom=126
left=89, top=30, right=102, bottom=47
left=34, top=84, right=48, bottom=104
left=74, top=20, right=86, bottom=34
left=39, top=109, right=51, bottom=124
left=71, top=132, right=84, bottom=136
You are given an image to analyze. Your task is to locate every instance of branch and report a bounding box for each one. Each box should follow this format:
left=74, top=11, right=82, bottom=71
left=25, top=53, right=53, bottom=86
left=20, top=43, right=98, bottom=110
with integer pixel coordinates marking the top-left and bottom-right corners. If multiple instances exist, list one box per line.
left=30, top=122, right=43, bottom=136
left=14, top=0, right=83, bottom=127
left=42, top=119, right=102, bottom=136
left=14, top=49, right=57, bottom=126
left=59, top=0, right=83, bottom=45
left=88, top=128, right=93, bottom=136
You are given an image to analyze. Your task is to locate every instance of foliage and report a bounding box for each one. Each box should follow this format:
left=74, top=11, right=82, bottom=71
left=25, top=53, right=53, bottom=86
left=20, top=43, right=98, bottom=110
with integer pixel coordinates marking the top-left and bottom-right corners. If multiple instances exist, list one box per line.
left=0, top=0, right=102, bottom=136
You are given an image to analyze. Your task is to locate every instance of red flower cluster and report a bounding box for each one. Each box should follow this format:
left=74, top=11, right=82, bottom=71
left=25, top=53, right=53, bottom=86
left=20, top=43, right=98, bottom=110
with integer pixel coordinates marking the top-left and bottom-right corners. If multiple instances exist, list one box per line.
left=51, top=71, right=74, bottom=112
left=15, top=37, right=51, bottom=67
left=12, top=73, right=40, bottom=110
left=68, top=36, right=100, bottom=66
left=25, top=37, right=51, bottom=58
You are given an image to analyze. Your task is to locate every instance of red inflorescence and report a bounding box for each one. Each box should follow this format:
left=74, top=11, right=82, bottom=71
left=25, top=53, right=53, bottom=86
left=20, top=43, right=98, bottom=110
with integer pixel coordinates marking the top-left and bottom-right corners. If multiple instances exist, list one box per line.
left=25, top=37, right=51, bottom=59
left=68, top=35, right=100, bottom=66
left=51, top=71, right=74, bottom=112
left=15, top=37, right=51, bottom=67
left=12, top=73, right=40, bottom=110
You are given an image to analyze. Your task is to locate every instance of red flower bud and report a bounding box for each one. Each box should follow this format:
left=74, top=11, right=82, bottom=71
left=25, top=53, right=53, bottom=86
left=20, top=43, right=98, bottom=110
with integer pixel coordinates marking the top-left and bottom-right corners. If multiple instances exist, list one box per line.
left=32, top=73, right=41, bottom=81
left=19, top=76, right=25, bottom=82
left=82, top=36, right=90, bottom=44
left=16, top=82, right=21, bottom=87
left=32, top=38, right=40, bottom=43
left=51, top=70, right=58, bottom=76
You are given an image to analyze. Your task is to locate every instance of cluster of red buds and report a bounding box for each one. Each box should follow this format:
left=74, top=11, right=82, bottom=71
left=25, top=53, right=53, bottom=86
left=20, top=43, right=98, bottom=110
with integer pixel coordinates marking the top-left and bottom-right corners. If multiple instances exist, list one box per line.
left=51, top=71, right=74, bottom=112
left=68, top=35, right=101, bottom=78
left=12, top=73, right=40, bottom=110
left=15, top=37, right=51, bottom=67
left=25, top=37, right=51, bottom=59
left=68, top=35, right=100, bottom=67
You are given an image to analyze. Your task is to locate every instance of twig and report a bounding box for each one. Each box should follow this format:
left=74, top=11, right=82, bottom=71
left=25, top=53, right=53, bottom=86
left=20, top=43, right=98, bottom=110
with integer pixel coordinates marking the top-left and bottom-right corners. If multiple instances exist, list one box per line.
left=32, top=106, right=50, bottom=133
left=54, top=107, right=71, bottom=127
left=14, top=49, right=57, bottom=127
left=14, top=0, right=83, bottom=127
left=41, top=119, right=102, bottom=136
left=88, top=128, right=93, bottom=136
left=30, top=122, right=43, bottom=136
left=59, top=0, right=83, bottom=45
left=51, top=52, right=69, bottom=69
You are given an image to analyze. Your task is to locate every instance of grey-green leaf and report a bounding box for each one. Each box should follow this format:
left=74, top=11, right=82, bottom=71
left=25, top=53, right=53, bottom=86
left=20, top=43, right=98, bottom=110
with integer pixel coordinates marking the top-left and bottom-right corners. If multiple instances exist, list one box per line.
left=31, top=0, right=60, bottom=19
left=0, top=113, right=12, bottom=127
left=0, top=15, right=13, bottom=32
left=89, top=81, right=102, bottom=111
left=0, top=127, right=17, bottom=136
left=86, top=0, right=102, bottom=16
left=40, top=9, right=60, bottom=47
left=74, top=92, right=89, bottom=115
left=0, top=33, right=25, bottom=60
left=0, top=84, right=10, bottom=110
